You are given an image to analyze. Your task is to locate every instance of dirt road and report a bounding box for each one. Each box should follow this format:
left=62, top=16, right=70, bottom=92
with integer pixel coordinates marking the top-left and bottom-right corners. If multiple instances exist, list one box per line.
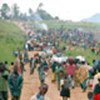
left=17, top=51, right=91, bottom=100
left=11, top=22, right=92, bottom=100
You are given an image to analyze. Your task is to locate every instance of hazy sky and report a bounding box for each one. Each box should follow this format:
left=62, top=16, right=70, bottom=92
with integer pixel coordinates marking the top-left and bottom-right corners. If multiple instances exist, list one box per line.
left=0, top=0, right=100, bottom=21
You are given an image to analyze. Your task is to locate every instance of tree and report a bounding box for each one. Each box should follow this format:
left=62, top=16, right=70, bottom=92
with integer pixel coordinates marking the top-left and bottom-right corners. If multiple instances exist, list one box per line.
left=28, top=8, right=34, bottom=16
left=19, top=13, right=28, bottom=21
left=37, top=3, right=43, bottom=11
left=37, top=9, right=54, bottom=20
left=55, top=16, right=59, bottom=20
left=0, top=3, right=10, bottom=19
left=12, top=3, right=20, bottom=19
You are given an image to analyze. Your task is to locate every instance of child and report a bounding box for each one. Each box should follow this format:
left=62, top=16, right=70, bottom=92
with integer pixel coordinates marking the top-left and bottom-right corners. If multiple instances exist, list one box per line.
left=60, top=75, right=71, bottom=100
left=87, top=92, right=93, bottom=100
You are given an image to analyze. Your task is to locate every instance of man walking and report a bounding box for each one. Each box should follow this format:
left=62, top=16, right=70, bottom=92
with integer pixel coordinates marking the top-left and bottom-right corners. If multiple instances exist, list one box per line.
left=8, top=65, right=23, bottom=100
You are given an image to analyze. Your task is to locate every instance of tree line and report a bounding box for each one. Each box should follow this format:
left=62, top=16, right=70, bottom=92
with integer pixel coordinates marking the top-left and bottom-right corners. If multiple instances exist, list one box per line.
left=0, top=3, right=28, bottom=21
left=0, top=3, right=58, bottom=21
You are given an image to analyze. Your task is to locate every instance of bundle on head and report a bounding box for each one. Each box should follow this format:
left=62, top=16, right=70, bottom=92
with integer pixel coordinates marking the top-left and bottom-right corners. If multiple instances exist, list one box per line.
left=68, top=57, right=74, bottom=64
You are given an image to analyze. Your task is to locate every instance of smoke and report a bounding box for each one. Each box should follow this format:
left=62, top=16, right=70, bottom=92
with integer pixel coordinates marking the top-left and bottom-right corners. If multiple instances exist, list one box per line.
left=33, top=12, right=48, bottom=31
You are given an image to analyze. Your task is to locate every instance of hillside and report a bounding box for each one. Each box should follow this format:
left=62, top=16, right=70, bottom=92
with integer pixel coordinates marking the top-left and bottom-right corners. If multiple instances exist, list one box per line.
left=82, top=13, right=100, bottom=23
left=0, top=20, right=25, bottom=63
left=0, top=19, right=99, bottom=63
left=40, top=20, right=100, bottom=41
left=43, top=20, right=100, bottom=30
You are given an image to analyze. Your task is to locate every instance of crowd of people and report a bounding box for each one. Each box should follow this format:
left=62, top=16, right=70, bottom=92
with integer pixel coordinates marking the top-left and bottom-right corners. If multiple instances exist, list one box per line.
left=0, top=27, right=100, bottom=100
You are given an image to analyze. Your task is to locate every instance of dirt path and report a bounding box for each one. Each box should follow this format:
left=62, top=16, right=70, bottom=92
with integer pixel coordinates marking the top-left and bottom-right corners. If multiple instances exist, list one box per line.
left=17, top=51, right=90, bottom=100
left=12, top=23, right=90, bottom=100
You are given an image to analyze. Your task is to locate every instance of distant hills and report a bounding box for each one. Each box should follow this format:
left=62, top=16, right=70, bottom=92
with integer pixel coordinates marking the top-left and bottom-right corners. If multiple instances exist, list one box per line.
left=34, top=9, right=100, bottom=23
left=82, top=13, right=100, bottom=23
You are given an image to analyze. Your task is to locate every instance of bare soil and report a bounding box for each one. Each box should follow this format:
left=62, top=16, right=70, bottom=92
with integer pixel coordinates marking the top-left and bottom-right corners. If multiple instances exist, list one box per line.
left=9, top=51, right=91, bottom=100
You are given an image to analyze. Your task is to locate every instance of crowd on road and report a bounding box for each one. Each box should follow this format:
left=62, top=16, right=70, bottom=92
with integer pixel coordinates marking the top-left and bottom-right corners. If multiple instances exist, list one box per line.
left=0, top=27, right=100, bottom=100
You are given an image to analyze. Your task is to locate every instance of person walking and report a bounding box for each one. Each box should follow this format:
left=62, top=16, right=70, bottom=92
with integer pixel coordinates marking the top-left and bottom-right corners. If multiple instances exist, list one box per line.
left=93, top=77, right=100, bottom=100
left=30, top=83, right=49, bottom=100
left=60, top=74, right=71, bottom=100
left=8, top=65, right=23, bottom=100
left=0, top=62, right=9, bottom=100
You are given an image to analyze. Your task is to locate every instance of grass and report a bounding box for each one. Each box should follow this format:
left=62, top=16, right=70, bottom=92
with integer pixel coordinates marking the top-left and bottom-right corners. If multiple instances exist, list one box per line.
left=42, top=20, right=100, bottom=32
left=59, top=42, right=100, bottom=66
left=0, top=20, right=25, bottom=63
left=66, top=47, right=98, bottom=65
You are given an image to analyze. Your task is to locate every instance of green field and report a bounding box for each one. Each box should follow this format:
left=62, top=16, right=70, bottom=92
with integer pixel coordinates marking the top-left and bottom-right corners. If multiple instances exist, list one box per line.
left=43, top=20, right=100, bottom=31
left=59, top=42, right=100, bottom=66
left=0, top=20, right=25, bottom=63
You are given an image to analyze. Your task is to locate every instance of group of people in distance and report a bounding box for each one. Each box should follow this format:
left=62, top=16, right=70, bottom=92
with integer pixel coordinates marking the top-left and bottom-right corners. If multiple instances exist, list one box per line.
left=0, top=27, right=100, bottom=100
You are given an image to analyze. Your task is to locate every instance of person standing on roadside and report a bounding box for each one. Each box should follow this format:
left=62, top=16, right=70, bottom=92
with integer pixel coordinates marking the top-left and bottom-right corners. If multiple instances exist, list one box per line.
left=0, top=62, right=9, bottom=100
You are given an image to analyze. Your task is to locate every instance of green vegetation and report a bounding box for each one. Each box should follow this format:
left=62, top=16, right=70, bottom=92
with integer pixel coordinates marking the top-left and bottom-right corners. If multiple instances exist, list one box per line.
left=66, top=47, right=99, bottom=65
left=0, top=19, right=99, bottom=65
left=0, top=20, right=25, bottom=63
left=59, top=42, right=100, bottom=66
left=43, top=20, right=100, bottom=32
left=37, top=10, right=54, bottom=20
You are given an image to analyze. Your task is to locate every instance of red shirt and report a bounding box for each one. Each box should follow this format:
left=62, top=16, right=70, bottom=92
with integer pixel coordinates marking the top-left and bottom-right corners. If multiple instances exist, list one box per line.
left=65, top=64, right=76, bottom=76
left=94, top=94, right=100, bottom=100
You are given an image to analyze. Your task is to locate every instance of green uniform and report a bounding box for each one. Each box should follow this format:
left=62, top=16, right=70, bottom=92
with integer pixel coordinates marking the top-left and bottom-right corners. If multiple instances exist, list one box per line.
left=55, top=64, right=64, bottom=90
left=8, top=73, right=23, bottom=100
left=0, top=70, right=9, bottom=100
left=51, top=62, right=58, bottom=82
